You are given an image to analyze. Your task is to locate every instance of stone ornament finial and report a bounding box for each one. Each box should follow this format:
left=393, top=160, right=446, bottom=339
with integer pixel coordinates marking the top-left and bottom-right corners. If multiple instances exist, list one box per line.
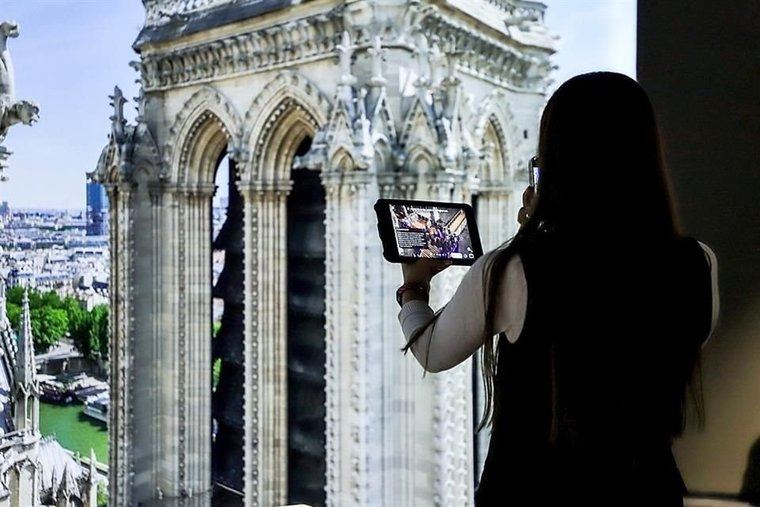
left=441, top=35, right=462, bottom=87
left=109, top=85, right=127, bottom=141
left=336, top=31, right=356, bottom=86
left=427, top=36, right=445, bottom=86
left=412, top=30, right=430, bottom=88
left=15, top=286, right=37, bottom=395
left=368, top=36, right=386, bottom=87
left=0, top=21, right=40, bottom=181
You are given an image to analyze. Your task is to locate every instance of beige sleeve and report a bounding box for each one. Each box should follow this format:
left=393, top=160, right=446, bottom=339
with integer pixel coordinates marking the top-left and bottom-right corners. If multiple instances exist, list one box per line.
left=397, top=250, right=527, bottom=373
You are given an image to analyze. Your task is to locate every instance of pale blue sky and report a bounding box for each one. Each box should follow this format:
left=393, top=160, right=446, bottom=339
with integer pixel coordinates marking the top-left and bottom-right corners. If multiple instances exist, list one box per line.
left=0, top=0, right=635, bottom=209
left=0, top=0, right=143, bottom=210
left=544, top=0, right=637, bottom=95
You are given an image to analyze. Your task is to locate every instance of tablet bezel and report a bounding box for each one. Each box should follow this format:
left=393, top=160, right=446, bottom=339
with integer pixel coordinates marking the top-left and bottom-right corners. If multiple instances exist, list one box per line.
left=374, top=198, right=484, bottom=265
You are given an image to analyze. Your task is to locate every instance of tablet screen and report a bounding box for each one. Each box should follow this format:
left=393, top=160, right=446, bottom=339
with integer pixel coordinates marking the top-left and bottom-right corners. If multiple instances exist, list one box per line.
left=388, top=203, right=477, bottom=260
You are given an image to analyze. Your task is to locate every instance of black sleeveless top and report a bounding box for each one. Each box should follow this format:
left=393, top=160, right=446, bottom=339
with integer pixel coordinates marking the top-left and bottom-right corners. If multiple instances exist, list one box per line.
left=474, top=231, right=713, bottom=506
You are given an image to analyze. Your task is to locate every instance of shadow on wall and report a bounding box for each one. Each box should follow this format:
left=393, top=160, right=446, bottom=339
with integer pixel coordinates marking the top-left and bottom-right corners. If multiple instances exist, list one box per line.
left=740, top=436, right=760, bottom=505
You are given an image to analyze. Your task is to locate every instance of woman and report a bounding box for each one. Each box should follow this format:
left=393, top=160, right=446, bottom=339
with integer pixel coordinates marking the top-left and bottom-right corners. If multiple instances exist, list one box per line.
left=395, top=72, right=719, bottom=506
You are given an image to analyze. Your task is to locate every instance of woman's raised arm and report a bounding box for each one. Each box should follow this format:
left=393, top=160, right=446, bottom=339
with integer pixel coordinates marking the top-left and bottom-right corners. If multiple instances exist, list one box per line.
left=397, top=250, right=527, bottom=373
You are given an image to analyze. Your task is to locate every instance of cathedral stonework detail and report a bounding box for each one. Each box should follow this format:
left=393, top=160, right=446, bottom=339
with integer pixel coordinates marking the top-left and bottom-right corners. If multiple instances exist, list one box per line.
left=89, top=1, right=555, bottom=505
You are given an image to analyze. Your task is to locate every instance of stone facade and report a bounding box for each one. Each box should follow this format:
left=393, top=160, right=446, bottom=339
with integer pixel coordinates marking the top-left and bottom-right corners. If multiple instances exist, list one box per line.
left=90, top=0, right=555, bottom=505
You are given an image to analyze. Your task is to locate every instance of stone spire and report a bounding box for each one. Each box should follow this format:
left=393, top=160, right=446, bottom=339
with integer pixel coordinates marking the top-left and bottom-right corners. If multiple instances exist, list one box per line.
left=14, top=286, right=39, bottom=434
left=15, top=287, right=35, bottom=391
left=55, top=462, right=81, bottom=507
left=0, top=275, right=14, bottom=372
left=84, top=448, right=99, bottom=507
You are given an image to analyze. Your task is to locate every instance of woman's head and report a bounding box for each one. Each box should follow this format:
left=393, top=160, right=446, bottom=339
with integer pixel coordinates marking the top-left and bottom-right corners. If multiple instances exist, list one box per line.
left=473, top=72, right=690, bottom=433
left=401, top=72, right=697, bottom=436
left=528, top=71, right=680, bottom=242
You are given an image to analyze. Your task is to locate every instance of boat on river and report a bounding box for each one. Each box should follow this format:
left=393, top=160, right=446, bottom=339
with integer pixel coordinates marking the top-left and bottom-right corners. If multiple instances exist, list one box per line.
left=82, top=398, right=108, bottom=424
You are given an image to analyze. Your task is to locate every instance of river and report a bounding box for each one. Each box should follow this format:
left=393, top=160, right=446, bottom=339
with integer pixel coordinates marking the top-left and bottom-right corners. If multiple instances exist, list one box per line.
left=39, top=401, right=108, bottom=462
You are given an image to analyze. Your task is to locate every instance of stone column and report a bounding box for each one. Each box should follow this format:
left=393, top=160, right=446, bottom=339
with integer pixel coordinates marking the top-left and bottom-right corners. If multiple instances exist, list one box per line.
left=238, top=180, right=291, bottom=507
left=148, top=182, right=169, bottom=498
left=184, top=183, right=215, bottom=505
left=105, top=180, right=135, bottom=507
left=161, top=182, right=215, bottom=506
left=424, top=173, right=475, bottom=507
left=377, top=177, right=436, bottom=507
left=321, top=169, right=380, bottom=507
left=152, top=183, right=183, bottom=504
left=477, top=184, right=514, bottom=251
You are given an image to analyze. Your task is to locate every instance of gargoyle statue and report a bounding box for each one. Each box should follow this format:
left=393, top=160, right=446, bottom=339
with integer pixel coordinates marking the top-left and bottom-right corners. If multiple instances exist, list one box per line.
left=0, top=21, right=39, bottom=146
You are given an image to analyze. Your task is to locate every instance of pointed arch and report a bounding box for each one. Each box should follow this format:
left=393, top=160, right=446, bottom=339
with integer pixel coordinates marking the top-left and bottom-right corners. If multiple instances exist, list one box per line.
left=373, top=138, right=393, bottom=173
left=241, top=72, right=330, bottom=182
left=404, top=145, right=438, bottom=176
left=368, top=90, right=397, bottom=147
left=323, top=106, right=357, bottom=169
left=473, top=90, right=518, bottom=179
left=164, top=86, right=243, bottom=185
left=480, top=115, right=509, bottom=183
left=328, top=148, right=356, bottom=173
left=399, top=96, right=439, bottom=151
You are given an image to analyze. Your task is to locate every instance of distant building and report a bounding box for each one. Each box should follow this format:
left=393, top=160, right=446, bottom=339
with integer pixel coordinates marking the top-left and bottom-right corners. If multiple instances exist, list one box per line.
left=85, top=182, right=108, bottom=236
left=5, top=268, right=33, bottom=287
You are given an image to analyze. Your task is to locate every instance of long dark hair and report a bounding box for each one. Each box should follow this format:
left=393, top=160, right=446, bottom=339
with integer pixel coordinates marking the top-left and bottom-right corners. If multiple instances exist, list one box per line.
left=400, top=71, right=705, bottom=437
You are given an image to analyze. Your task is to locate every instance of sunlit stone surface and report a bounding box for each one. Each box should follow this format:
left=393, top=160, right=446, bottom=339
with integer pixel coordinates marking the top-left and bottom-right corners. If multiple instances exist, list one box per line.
left=90, top=0, right=556, bottom=505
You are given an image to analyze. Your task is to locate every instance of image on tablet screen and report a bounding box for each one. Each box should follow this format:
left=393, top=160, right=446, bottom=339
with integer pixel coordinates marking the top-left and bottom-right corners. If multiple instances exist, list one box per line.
left=389, top=204, right=476, bottom=260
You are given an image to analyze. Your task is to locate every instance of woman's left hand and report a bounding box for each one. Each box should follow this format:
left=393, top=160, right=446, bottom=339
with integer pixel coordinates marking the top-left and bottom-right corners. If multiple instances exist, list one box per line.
left=401, top=258, right=453, bottom=287
left=517, top=185, right=536, bottom=227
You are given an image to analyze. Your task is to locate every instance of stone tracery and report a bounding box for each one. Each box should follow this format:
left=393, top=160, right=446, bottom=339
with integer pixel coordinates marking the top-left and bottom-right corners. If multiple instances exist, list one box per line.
left=95, top=1, right=555, bottom=505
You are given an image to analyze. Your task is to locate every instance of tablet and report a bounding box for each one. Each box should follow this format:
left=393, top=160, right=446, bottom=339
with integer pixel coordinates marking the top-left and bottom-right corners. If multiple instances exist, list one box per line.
left=374, top=198, right=483, bottom=265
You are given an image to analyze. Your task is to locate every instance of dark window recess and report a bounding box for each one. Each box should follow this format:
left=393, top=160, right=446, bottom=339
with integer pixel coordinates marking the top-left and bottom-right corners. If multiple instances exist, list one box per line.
left=287, top=137, right=327, bottom=507
left=211, top=155, right=245, bottom=506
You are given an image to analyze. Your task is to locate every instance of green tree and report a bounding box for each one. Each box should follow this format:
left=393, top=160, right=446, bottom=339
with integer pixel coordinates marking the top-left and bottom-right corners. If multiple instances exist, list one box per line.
left=212, top=321, right=222, bottom=389
left=5, top=285, right=24, bottom=308
left=36, top=289, right=63, bottom=309
left=6, top=302, right=20, bottom=329
left=29, top=307, right=68, bottom=352
left=97, top=483, right=108, bottom=507
left=5, top=286, right=68, bottom=352
left=4, top=286, right=110, bottom=359
left=213, top=358, right=221, bottom=391
left=90, top=305, right=109, bottom=360
left=66, top=299, right=92, bottom=358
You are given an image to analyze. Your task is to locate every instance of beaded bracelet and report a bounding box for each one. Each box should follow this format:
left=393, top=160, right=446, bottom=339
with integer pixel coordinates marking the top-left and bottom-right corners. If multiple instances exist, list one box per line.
left=396, top=282, right=430, bottom=308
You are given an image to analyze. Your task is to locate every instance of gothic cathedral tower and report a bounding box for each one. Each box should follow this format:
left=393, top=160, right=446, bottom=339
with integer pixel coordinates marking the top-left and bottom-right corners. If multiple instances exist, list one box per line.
left=90, top=1, right=555, bottom=505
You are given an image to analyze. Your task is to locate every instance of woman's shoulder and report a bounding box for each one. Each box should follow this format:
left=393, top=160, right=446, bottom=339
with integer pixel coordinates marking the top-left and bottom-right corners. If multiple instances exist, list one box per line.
left=465, top=245, right=526, bottom=293
left=471, top=245, right=523, bottom=273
